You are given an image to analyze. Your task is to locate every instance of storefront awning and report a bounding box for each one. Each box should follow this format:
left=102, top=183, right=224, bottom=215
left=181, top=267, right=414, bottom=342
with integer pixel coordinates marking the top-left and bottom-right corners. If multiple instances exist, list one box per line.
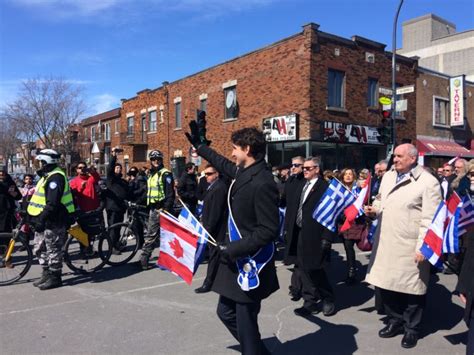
left=417, top=138, right=474, bottom=158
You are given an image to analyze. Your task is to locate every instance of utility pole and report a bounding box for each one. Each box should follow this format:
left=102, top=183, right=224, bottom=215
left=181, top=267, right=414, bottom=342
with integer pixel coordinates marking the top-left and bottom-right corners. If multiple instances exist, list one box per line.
left=389, top=0, right=404, bottom=157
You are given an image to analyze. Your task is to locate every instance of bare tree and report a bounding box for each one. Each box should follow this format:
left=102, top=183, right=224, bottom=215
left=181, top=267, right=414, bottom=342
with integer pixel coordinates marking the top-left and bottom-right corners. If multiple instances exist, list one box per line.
left=2, top=77, right=87, bottom=163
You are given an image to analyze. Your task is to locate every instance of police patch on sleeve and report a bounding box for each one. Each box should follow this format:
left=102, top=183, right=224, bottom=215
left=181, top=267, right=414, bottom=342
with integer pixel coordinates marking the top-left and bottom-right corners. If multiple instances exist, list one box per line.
left=166, top=176, right=172, bottom=184
left=49, top=181, right=58, bottom=189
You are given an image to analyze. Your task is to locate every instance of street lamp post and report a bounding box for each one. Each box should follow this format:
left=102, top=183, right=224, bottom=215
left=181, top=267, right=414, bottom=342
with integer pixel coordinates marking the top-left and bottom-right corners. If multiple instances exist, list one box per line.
left=389, top=0, right=404, bottom=157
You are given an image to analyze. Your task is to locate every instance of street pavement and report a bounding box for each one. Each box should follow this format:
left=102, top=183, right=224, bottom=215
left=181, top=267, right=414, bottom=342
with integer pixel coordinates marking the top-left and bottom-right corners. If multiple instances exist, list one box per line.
left=0, top=242, right=468, bottom=354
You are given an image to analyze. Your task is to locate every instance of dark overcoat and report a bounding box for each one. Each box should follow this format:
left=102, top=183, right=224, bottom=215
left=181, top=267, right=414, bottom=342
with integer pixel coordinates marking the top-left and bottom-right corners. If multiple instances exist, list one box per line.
left=282, top=174, right=305, bottom=264
left=197, top=145, right=280, bottom=303
left=457, top=232, right=474, bottom=325
left=285, top=177, right=334, bottom=270
left=201, top=178, right=228, bottom=244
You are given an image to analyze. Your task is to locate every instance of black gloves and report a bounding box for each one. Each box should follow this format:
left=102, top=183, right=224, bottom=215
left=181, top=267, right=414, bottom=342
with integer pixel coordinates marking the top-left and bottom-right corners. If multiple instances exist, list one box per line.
left=185, top=110, right=211, bottom=149
left=217, top=243, right=232, bottom=263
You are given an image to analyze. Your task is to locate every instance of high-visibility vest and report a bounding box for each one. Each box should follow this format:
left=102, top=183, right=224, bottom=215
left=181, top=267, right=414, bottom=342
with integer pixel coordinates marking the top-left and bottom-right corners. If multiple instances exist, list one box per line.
left=147, top=168, right=170, bottom=206
left=27, top=168, right=75, bottom=216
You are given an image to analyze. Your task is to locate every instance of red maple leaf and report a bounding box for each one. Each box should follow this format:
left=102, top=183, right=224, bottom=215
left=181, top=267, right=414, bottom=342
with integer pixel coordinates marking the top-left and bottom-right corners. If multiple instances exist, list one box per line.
left=169, top=238, right=184, bottom=259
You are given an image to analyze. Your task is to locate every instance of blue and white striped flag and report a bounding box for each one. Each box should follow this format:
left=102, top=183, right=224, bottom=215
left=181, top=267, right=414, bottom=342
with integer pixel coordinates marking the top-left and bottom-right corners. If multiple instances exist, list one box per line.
left=313, top=179, right=356, bottom=232
left=458, top=195, right=474, bottom=236
left=367, top=218, right=379, bottom=245
left=178, top=203, right=211, bottom=274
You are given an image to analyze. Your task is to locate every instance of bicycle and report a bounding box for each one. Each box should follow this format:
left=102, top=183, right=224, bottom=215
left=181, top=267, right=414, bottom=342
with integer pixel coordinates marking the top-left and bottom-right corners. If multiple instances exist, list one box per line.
left=105, top=201, right=148, bottom=266
left=0, top=214, right=33, bottom=286
left=63, top=209, right=113, bottom=274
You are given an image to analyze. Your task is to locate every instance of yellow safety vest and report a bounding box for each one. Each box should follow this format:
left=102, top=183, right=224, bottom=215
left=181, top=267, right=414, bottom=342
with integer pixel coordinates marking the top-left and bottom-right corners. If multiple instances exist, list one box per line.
left=147, top=168, right=170, bottom=206
left=27, top=168, right=75, bottom=216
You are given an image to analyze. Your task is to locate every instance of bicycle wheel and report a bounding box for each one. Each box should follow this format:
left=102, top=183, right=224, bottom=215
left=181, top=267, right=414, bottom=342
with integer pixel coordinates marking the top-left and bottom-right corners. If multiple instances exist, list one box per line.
left=105, top=222, right=140, bottom=266
left=0, top=235, right=33, bottom=286
left=64, top=232, right=112, bottom=274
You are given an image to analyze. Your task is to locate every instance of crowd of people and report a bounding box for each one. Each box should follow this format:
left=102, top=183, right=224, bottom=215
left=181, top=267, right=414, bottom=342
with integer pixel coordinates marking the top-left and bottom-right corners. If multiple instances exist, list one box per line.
left=1, top=120, right=474, bottom=354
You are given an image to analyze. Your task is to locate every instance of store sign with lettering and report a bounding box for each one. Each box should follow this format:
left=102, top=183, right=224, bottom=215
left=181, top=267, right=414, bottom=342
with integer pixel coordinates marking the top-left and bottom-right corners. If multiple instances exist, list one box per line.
left=262, top=114, right=297, bottom=142
left=323, top=121, right=381, bottom=145
left=450, top=76, right=464, bottom=127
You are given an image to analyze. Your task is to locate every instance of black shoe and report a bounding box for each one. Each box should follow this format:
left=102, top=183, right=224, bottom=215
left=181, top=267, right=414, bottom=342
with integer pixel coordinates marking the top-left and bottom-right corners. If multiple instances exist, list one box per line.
left=401, top=332, right=418, bottom=349
left=194, top=283, right=212, bottom=294
left=322, top=300, right=336, bottom=316
left=289, top=290, right=302, bottom=302
left=345, top=267, right=357, bottom=284
left=38, top=271, right=62, bottom=290
left=379, top=323, right=404, bottom=338
left=33, top=269, right=49, bottom=287
left=294, top=304, right=320, bottom=317
left=139, top=255, right=150, bottom=270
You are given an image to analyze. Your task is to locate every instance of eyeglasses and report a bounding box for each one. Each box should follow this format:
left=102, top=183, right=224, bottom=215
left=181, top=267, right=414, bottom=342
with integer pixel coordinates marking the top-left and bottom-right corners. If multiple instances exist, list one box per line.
left=303, top=166, right=317, bottom=171
left=204, top=172, right=217, bottom=176
left=77, top=166, right=86, bottom=169
left=291, top=163, right=303, bottom=167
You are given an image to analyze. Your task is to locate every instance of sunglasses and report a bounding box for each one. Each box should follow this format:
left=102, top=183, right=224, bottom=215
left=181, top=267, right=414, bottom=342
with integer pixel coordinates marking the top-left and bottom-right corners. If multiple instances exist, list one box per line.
left=204, top=172, right=217, bottom=176
left=443, top=169, right=453, bottom=172
left=77, top=166, right=86, bottom=169
left=292, top=163, right=303, bottom=167
left=469, top=172, right=474, bottom=177
left=303, top=166, right=317, bottom=171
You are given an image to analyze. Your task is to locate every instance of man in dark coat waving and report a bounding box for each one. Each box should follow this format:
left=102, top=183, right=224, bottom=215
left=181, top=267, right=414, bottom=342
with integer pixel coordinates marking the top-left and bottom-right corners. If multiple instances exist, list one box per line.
left=186, top=115, right=279, bottom=355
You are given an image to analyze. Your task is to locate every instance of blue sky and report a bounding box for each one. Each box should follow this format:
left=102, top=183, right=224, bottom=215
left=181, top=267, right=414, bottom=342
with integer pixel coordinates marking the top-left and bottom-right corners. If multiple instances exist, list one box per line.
left=1, top=0, right=473, bottom=117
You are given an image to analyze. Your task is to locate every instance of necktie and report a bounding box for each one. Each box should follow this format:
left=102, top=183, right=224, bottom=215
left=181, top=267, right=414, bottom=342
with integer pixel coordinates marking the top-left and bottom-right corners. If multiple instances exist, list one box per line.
left=296, top=181, right=311, bottom=228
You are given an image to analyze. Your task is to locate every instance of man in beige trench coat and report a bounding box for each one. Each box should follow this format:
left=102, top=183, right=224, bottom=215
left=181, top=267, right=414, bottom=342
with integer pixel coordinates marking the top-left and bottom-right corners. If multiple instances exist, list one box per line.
left=365, top=144, right=441, bottom=349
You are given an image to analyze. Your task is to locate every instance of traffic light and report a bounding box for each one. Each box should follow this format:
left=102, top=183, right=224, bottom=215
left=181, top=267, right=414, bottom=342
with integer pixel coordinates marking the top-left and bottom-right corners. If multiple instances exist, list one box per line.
left=377, top=118, right=391, bottom=144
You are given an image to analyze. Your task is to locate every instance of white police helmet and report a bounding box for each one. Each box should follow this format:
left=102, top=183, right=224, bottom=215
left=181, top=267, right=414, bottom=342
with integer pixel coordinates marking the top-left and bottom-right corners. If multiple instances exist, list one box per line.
left=149, top=150, right=163, bottom=160
left=36, top=149, right=60, bottom=165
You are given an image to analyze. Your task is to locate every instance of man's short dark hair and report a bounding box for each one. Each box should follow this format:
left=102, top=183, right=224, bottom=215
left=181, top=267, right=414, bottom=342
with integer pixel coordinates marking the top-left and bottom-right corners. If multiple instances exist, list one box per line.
left=231, top=127, right=266, bottom=159
left=185, top=162, right=195, bottom=171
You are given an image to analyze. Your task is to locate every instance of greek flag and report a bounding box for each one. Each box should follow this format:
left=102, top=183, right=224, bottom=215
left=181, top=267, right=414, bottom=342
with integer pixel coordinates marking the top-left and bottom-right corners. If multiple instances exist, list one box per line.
left=366, top=218, right=379, bottom=245
left=178, top=203, right=210, bottom=274
left=458, top=195, right=474, bottom=236
left=313, top=179, right=356, bottom=232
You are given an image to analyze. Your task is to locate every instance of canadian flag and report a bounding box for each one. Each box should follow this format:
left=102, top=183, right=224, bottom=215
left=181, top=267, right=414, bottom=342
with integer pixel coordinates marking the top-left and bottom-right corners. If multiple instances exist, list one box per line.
left=158, top=212, right=198, bottom=285
left=340, top=173, right=371, bottom=232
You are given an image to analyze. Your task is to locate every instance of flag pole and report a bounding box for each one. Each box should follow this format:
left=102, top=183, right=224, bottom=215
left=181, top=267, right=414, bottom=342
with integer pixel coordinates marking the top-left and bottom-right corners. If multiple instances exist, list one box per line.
left=161, top=210, right=218, bottom=246
left=178, top=198, right=217, bottom=243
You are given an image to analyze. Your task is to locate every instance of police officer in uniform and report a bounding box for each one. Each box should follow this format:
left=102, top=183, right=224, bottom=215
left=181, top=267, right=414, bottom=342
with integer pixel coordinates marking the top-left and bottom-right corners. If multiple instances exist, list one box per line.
left=186, top=119, right=279, bottom=355
left=27, top=149, right=75, bottom=290
left=139, top=150, right=175, bottom=269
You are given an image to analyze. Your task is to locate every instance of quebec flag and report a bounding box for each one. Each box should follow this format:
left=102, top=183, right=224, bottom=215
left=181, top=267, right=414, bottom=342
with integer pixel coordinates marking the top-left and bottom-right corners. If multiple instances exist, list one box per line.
left=178, top=202, right=211, bottom=274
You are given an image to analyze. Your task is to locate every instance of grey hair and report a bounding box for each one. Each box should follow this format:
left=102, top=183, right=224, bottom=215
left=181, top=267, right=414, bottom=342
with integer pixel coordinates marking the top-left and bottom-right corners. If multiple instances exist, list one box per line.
left=378, top=160, right=388, bottom=167
left=305, top=156, right=320, bottom=167
left=292, top=156, right=305, bottom=163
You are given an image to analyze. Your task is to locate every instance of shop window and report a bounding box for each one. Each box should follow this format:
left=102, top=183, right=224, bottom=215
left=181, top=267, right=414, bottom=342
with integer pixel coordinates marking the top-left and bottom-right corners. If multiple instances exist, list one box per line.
left=149, top=110, right=157, bottom=132
left=367, top=78, right=378, bottom=107
left=224, top=86, right=238, bottom=120
left=433, top=96, right=449, bottom=127
left=328, top=69, right=345, bottom=108
left=175, top=102, right=182, bottom=129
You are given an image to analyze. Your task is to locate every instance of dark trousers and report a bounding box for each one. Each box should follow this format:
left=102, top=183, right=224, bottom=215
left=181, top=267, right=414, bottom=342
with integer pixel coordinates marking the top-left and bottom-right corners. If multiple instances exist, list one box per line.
left=107, top=210, right=125, bottom=248
left=300, top=267, right=334, bottom=307
left=380, top=288, right=425, bottom=335
left=468, top=308, right=474, bottom=355
left=343, top=238, right=356, bottom=269
left=289, top=264, right=303, bottom=297
left=216, top=295, right=269, bottom=355
left=203, top=245, right=219, bottom=286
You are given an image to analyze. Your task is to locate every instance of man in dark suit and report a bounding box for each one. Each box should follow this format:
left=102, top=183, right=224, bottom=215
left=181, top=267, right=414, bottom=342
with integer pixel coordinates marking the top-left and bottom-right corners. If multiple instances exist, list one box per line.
left=282, top=156, right=305, bottom=301
left=194, top=164, right=229, bottom=293
left=286, top=157, right=336, bottom=317
left=186, top=124, right=279, bottom=355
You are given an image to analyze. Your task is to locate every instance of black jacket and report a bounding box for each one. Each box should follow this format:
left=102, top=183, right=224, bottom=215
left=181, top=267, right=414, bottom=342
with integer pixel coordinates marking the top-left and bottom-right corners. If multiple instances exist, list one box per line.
left=456, top=232, right=474, bottom=325
left=196, top=175, right=209, bottom=201
left=105, top=155, right=129, bottom=212
left=284, top=177, right=335, bottom=270
left=0, top=173, right=21, bottom=232
left=128, top=174, right=147, bottom=206
left=197, top=145, right=280, bottom=303
left=201, top=178, right=228, bottom=244
left=177, top=172, right=198, bottom=208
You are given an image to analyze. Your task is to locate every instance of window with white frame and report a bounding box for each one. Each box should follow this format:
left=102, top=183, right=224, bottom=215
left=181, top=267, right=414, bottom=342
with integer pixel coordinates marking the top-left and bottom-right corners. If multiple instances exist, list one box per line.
left=224, top=86, right=237, bottom=119
left=328, top=69, right=345, bottom=108
left=433, top=96, right=449, bottom=126
left=149, top=110, right=157, bottom=132
left=127, top=116, right=134, bottom=135
left=115, top=119, right=119, bottom=133
left=367, top=78, right=378, bottom=107
left=175, top=102, right=182, bottom=128
left=91, top=126, right=96, bottom=142
left=104, top=123, right=111, bottom=141
left=200, top=99, right=207, bottom=113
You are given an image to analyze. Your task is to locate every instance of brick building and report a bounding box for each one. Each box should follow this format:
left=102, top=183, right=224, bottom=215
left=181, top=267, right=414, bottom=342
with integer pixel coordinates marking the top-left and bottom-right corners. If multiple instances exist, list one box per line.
left=101, top=23, right=418, bottom=173
left=79, top=108, right=121, bottom=175
left=415, top=68, right=474, bottom=167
